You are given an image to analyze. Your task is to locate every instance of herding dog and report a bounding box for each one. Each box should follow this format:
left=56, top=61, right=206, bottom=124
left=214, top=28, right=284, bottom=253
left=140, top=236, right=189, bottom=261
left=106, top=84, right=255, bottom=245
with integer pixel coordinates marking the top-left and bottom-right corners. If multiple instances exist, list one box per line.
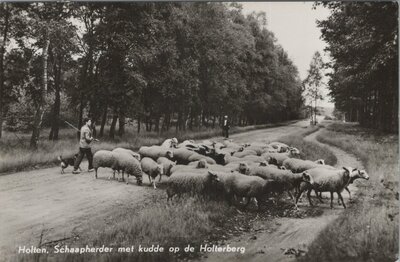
left=58, top=154, right=81, bottom=174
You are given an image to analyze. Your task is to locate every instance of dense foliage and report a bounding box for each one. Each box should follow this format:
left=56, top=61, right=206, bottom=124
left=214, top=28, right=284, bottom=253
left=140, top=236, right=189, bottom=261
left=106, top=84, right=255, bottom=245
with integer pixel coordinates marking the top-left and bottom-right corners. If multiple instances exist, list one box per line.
left=0, top=2, right=305, bottom=147
left=317, top=2, right=398, bottom=132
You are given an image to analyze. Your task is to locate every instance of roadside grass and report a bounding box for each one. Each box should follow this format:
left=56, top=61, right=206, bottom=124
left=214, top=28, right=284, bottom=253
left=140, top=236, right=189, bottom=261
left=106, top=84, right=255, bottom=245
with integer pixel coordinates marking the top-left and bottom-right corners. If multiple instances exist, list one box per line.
left=33, top=195, right=237, bottom=262
left=278, top=125, right=338, bottom=166
left=0, top=120, right=297, bottom=174
left=300, top=122, right=399, bottom=262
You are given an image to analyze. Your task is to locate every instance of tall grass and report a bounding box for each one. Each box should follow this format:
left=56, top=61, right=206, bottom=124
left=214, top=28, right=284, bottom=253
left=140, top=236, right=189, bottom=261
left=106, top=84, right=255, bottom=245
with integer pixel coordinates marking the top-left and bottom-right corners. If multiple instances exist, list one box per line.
left=0, top=120, right=297, bottom=174
left=300, top=122, right=399, bottom=262
left=278, top=125, right=338, bottom=166
left=30, top=196, right=237, bottom=262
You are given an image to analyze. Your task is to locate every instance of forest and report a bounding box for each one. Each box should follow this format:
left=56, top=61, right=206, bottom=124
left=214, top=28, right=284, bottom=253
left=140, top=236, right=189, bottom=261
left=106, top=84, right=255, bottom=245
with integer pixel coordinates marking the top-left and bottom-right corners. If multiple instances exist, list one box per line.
left=0, top=2, right=305, bottom=149
left=318, top=1, right=398, bottom=132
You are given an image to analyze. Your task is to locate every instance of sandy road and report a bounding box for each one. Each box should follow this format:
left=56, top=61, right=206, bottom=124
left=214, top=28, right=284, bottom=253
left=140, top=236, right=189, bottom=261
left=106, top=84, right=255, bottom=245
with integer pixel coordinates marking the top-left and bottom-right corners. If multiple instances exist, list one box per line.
left=0, top=120, right=310, bottom=260
left=202, top=127, right=365, bottom=262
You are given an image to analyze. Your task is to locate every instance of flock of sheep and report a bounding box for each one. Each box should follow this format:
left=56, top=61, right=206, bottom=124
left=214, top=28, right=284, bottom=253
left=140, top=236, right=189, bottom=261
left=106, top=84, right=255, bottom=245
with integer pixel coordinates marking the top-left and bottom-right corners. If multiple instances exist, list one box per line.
left=92, top=138, right=369, bottom=210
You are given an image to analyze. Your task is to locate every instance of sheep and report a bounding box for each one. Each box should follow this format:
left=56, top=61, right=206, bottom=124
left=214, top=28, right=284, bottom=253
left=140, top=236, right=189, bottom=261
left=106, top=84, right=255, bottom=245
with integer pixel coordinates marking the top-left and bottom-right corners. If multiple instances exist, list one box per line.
left=139, top=146, right=173, bottom=160
left=345, top=169, right=369, bottom=200
left=296, top=167, right=355, bottom=209
left=156, top=157, right=177, bottom=177
left=313, top=167, right=369, bottom=203
left=282, top=158, right=326, bottom=173
left=188, top=153, right=216, bottom=164
left=232, top=149, right=258, bottom=158
left=166, top=170, right=220, bottom=200
left=111, top=152, right=143, bottom=185
left=170, top=160, right=208, bottom=175
left=188, top=158, right=209, bottom=168
left=262, top=148, right=300, bottom=166
left=213, top=171, right=284, bottom=210
left=172, top=148, right=216, bottom=165
left=247, top=166, right=314, bottom=203
left=161, top=137, right=178, bottom=148
left=93, top=150, right=117, bottom=179
left=141, top=157, right=164, bottom=189
left=178, top=140, right=196, bottom=148
left=112, top=148, right=141, bottom=161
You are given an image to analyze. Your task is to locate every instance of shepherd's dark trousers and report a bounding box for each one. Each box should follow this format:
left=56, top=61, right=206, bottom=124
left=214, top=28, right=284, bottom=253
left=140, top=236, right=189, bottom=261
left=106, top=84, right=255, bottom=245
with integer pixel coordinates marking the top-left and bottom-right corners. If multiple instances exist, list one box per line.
left=74, top=147, right=93, bottom=170
left=223, top=128, right=229, bottom=138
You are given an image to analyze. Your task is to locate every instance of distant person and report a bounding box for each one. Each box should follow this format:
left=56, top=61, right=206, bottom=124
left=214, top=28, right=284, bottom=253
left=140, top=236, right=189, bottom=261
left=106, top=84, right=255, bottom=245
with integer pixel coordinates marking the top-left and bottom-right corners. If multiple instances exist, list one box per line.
left=222, top=115, right=230, bottom=138
left=72, top=118, right=98, bottom=174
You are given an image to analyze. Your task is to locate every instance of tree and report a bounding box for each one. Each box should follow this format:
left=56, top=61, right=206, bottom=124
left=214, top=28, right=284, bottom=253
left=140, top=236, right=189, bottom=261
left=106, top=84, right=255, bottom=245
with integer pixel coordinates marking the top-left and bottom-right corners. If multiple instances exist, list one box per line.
left=303, top=51, right=324, bottom=125
left=317, top=2, right=398, bottom=132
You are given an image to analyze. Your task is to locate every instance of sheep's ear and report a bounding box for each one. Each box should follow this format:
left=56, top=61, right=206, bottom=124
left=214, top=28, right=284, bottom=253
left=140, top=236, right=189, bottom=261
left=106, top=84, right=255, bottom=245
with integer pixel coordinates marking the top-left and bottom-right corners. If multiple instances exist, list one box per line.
left=352, top=168, right=358, bottom=172
left=342, top=167, right=350, bottom=173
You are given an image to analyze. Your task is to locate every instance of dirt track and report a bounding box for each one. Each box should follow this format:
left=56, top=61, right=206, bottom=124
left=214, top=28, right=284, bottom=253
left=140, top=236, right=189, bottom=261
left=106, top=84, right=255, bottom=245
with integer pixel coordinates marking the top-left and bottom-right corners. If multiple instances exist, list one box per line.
left=0, top=120, right=311, bottom=260
left=0, top=120, right=366, bottom=262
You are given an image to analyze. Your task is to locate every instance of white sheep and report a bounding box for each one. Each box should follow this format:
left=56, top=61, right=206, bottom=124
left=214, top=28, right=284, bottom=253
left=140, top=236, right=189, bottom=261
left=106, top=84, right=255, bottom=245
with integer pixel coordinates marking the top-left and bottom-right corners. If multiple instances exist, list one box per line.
left=213, top=171, right=285, bottom=210
left=282, top=158, right=325, bottom=173
left=161, top=137, right=178, bottom=148
left=345, top=169, right=369, bottom=200
left=93, top=150, right=118, bottom=179
left=296, top=167, right=355, bottom=209
left=247, top=166, right=314, bottom=203
left=166, top=170, right=220, bottom=200
left=111, top=152, right=143, bottom=185
left=262, top=148, right=300, bottom=166
left=141, top=157, right=164, bottom=189
left=139, top=146, right=173, bottom=160
left=172, top=148, right=216, bottom=165
left=232, top=149, right=258, bottom=158
left=112, top=148, right=141, bottom=161
left=156, top=157, right=177, bottom=177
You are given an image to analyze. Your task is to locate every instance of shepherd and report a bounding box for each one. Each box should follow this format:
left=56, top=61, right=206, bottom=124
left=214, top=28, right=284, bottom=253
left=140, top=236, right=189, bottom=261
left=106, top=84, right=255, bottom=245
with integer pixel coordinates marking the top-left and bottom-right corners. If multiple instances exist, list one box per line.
left=72, top=118, right=98, bottom=174
left=222, top=115, right=230, bottom=138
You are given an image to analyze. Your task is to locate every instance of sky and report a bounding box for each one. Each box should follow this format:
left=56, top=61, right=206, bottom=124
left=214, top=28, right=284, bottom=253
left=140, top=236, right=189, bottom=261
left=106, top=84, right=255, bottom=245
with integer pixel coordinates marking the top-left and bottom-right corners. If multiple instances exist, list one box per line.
left=240, top=2, right=334, bottom=108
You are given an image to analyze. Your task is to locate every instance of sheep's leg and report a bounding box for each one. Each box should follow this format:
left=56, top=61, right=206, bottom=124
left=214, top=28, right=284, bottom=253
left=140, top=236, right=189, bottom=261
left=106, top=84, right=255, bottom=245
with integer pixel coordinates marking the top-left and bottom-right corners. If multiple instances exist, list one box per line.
left=287, top=190, right=294, bottom=200
left=95, top=168, right=98, bottom=179
left=295, top=189, right=304, bottom=208
left=307, top=189, right=313, bottom=206
left=153, top=176, right=157, bottom=189
left=338, top=192, right=346, bottom=208
left=158, top=174, right=162, bottom=182
left=126, top=174, right=129, bottom=185
left=243, top=197, right=251, bottom=208
left=315, top=190, right=324, bottom=203
left=345, top=187, right=352, bottom=200
left=330, top=192, right=334, bottom=209
left=256, top=197, right=262, bottom=210
left=148, top=174, right=152, bottom=187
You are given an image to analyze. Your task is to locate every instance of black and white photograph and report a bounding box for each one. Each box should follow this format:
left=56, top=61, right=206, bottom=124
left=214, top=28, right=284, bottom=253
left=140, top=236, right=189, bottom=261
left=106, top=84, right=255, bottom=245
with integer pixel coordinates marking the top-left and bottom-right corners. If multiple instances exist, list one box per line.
left=0, top=1, right=398, bottom=261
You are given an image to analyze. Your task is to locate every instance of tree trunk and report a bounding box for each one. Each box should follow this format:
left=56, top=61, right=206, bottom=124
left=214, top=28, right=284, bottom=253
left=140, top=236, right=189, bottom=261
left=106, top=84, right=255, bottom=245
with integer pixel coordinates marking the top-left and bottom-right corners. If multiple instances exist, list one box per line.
left=137, top=116, right=141, bottom=133
left=109, top=112, right=118, bottom=139
left=30, top=37, right=50, bottom=149
left=49, top=57, right=62, bottom=141
left=0, top=3, right=10, bottom=139
left=99, top=105, right=107, bottom=137
left=118, top=110, right=125, bottom=137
